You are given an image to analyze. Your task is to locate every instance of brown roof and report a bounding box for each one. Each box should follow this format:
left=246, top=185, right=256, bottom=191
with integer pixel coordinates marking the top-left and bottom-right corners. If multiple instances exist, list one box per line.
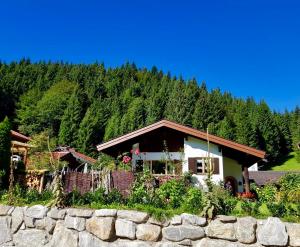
left=52, top=148, right=96, bottom=164
left=10, top=130, right=31, bottom=142
left=97, top=120, right=266, bottom=159
left=249, top=171, right=288, bottom=186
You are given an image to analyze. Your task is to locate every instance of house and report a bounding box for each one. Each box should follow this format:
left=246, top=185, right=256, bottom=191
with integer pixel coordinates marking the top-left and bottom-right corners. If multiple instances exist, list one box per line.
left=97, top=120, right=266, bottom=193
left=52, top=146, right=96, bottom=172
left=10, top=130, right=32, bottom=166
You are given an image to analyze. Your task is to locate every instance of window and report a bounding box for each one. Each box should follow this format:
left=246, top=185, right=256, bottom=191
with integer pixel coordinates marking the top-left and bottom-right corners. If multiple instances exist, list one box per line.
left=188, top=157, right=219, bottom=175
left=152, top=161, right=166, bottom=174
left=134, top=159, right=182, bottom=175
left=196, top=159, right=204, bottom=174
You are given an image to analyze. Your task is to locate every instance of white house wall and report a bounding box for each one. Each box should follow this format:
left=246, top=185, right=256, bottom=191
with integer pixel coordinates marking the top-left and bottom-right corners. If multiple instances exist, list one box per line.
left=223, top=157, right=244, bottom=192
left=183, top=136, right=224, bottom=189
left=132, top=152, right=183, bottom=164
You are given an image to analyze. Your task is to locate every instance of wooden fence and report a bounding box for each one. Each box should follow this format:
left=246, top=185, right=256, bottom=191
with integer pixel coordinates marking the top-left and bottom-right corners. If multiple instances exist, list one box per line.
left=63, top=170, right=134, bottom=196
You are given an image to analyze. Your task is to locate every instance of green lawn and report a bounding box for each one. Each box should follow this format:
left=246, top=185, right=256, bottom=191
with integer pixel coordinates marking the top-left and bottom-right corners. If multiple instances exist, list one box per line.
left=271, top=152, right=300, bottom=171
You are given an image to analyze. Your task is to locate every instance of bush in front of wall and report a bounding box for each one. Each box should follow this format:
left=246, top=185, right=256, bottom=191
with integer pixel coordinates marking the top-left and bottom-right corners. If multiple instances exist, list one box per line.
left=182, top=187, right=203, bottom=214
left=254, top=183, right=278, bottom=203
left=157, top=178, right=186, bottom=208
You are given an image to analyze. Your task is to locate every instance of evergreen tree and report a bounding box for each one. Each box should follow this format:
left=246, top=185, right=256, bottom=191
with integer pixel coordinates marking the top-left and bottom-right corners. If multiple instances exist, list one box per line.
left=0, top=117, right=11, bottom=186
left=77, top=99, right=110, bottom=156
left=192, top=82, right=210, bottom=130
left=58, top=87, right=87, bottom=147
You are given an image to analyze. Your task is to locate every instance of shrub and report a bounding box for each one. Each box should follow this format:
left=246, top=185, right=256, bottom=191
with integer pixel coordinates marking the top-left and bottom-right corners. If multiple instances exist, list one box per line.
left=267, top=202, right=286, bottom=218
left=129, top=171, right=155, bottom=205
left=106, top=189, right=124, bottom=204
left=182, top=187, right=203, bottom=214
left=255, top=184, right=278, bottom=203
left=157, top=178, right=186, bottom=208
left=279, top=173, right=300, bottom=191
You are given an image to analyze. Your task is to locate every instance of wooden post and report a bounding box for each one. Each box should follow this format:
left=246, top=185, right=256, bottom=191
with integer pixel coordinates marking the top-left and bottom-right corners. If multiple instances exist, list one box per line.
left=243, top=165, right=250, bottom=193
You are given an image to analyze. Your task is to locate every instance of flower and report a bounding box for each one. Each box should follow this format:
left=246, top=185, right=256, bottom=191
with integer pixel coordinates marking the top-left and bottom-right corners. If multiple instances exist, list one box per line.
left=122, top=155, right=132, bottom=164
left=134, top=148, right=140, bottom=155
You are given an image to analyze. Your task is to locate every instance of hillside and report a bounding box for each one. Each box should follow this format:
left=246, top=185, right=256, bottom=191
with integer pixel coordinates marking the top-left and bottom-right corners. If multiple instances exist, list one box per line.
left=0, top=60, right=299, bottom=164
left=271, top=152, right=300, bottom=171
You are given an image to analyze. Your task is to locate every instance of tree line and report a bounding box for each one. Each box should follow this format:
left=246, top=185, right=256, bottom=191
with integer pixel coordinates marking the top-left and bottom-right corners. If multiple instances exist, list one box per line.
left=0, top=59, right=299, bottom=166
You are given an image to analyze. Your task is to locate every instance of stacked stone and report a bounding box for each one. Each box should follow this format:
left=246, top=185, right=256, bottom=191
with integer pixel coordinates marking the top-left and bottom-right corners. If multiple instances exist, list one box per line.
left=0, top=205, right=300, bottom=247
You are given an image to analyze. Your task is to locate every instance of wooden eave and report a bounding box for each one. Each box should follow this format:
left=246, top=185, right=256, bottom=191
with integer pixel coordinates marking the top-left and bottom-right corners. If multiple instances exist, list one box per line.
left=97, top=120, right=266, bottom=159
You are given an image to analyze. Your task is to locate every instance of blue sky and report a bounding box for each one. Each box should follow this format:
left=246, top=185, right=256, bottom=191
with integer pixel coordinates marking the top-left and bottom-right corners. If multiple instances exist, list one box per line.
left=0, top=0, right=299, bottom=111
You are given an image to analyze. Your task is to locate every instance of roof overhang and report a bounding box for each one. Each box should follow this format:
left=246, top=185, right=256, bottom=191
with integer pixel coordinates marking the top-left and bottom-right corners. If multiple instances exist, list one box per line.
left=97, top=120, right=266, bottom=160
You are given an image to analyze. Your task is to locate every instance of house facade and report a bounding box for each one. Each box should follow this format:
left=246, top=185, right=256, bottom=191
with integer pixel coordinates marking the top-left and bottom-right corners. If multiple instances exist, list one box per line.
left=97, top=120, right=266, bottom=193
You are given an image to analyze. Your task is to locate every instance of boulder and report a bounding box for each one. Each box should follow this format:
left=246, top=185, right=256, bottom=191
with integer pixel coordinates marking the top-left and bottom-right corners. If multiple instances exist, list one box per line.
left=11, top=207, right=24, bottom=233
left=86, top=216, right=115, bottom=240
left=170, top=215, right=182, bottom=225
left=116, top=239, right=152, bottom=247
left=94, top=209, right=117, bottom=217
left=206, top=219, right=236, bottom=241
left=24, top=216, right=36, bottom=227
left=79, top=231, right=110, bottom=247
left=35, top=217, right=57, bottom=234
left=148, top=217, right=170, bottom=227
left=47, top=207, right=66, bottom=220
left=217, top=215, right=237, bottom=223
left=25, top=205, right=48, bottom=219
left=236, top=217, right=256, bottom=244
left=46, top=221, right=78, bottom=247
left=0, top=205, right=14, bottom=216
left=162, top=225, right=205, bottom=242
left=285, top=222, right=300, bottom=247
left=181, top=213, right=206, bottom=226
left=0, top=216, right=12, bottom=245
left=136, top=224, right=161, bottom=241
left=257, top=217, right=288, bottom=246
left=196, top=238, right=263, bottom=247
left=65, top=215, right=86, bottom=231
left=13, top=229, right=48, bottom=247
left=117, top=210, right=149, bottom=223
left=177, top=239, right=192, bottom=246
left=155, top=242, right=181, bottom=247
left=115, top=219, right=136, bottom=240
left=68, top=208, right=93, bottom=218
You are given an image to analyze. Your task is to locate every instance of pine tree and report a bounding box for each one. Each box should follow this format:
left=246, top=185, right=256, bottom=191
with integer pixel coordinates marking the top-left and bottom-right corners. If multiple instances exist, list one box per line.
left=164, top=79, right=188, bottom=124
left=0, top=117, right=11, bottom=187
left=77, top=99, right=109, bottom=156
left=192, top=82, right=210, bottom=130
left=58, top=87, right=87, bottom=147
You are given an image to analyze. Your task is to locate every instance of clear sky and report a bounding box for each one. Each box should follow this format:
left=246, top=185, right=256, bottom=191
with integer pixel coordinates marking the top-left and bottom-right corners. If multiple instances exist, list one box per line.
left=0, top=0, right=299, bottom=111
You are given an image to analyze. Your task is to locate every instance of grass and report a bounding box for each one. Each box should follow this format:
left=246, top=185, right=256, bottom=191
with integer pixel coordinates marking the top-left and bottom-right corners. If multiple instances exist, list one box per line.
left=271, top=152, right=300, bottom=171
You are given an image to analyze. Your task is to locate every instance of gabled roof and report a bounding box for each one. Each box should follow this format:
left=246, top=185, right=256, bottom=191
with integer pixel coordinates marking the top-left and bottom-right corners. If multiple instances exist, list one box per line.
left=10, top=130, right=31, bottom=142
left=52, top=147, right=96, bottom=164
left=97, top=120, right=266, bottom=159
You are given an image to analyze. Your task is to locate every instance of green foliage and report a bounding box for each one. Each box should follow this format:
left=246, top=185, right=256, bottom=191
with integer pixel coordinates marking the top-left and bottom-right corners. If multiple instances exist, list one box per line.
left=157, top=178, right=186, bottom=208
left=182, top=187, right=203, bottom=214
left=129, top=171, right=156, bottom=205
left=0, top=117, right=11, bottom=186
left=254, top=184, right=278, bottom=203
left=58, top=87, right=87, bottom=146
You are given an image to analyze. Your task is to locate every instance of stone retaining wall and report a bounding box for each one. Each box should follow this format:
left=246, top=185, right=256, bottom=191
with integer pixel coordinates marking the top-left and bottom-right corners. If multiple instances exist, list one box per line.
left=0, top=205, right=299, bottom=247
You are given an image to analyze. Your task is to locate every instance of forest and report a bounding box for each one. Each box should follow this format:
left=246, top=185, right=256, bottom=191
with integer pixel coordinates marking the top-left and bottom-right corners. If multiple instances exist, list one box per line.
left=0, top=59, right=299, bottom=167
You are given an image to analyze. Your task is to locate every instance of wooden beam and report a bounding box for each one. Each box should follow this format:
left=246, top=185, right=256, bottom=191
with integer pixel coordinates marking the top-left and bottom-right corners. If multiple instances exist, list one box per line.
left=243, top=165, right=250, bottom=193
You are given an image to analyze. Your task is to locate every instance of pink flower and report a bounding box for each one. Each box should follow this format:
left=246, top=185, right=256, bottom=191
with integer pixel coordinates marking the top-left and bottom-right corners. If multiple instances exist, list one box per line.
left=134, top=148, right=140, bottom=155
left=122, top=155, right=132, bottom=164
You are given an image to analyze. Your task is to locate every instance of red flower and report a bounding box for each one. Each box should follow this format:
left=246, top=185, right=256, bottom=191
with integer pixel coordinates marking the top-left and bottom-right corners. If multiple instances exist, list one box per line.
left=122, top=155, right=132, bottom=164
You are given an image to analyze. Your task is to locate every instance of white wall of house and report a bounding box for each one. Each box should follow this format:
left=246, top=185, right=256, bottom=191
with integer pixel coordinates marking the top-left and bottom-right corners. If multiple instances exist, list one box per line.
left=132, top=152, right=183, bottom=164
left=223, top=157, right=244, bottom=192
left=183, top=136, right=224, bottom=189
left=248, top=163, right=258, bottom=171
